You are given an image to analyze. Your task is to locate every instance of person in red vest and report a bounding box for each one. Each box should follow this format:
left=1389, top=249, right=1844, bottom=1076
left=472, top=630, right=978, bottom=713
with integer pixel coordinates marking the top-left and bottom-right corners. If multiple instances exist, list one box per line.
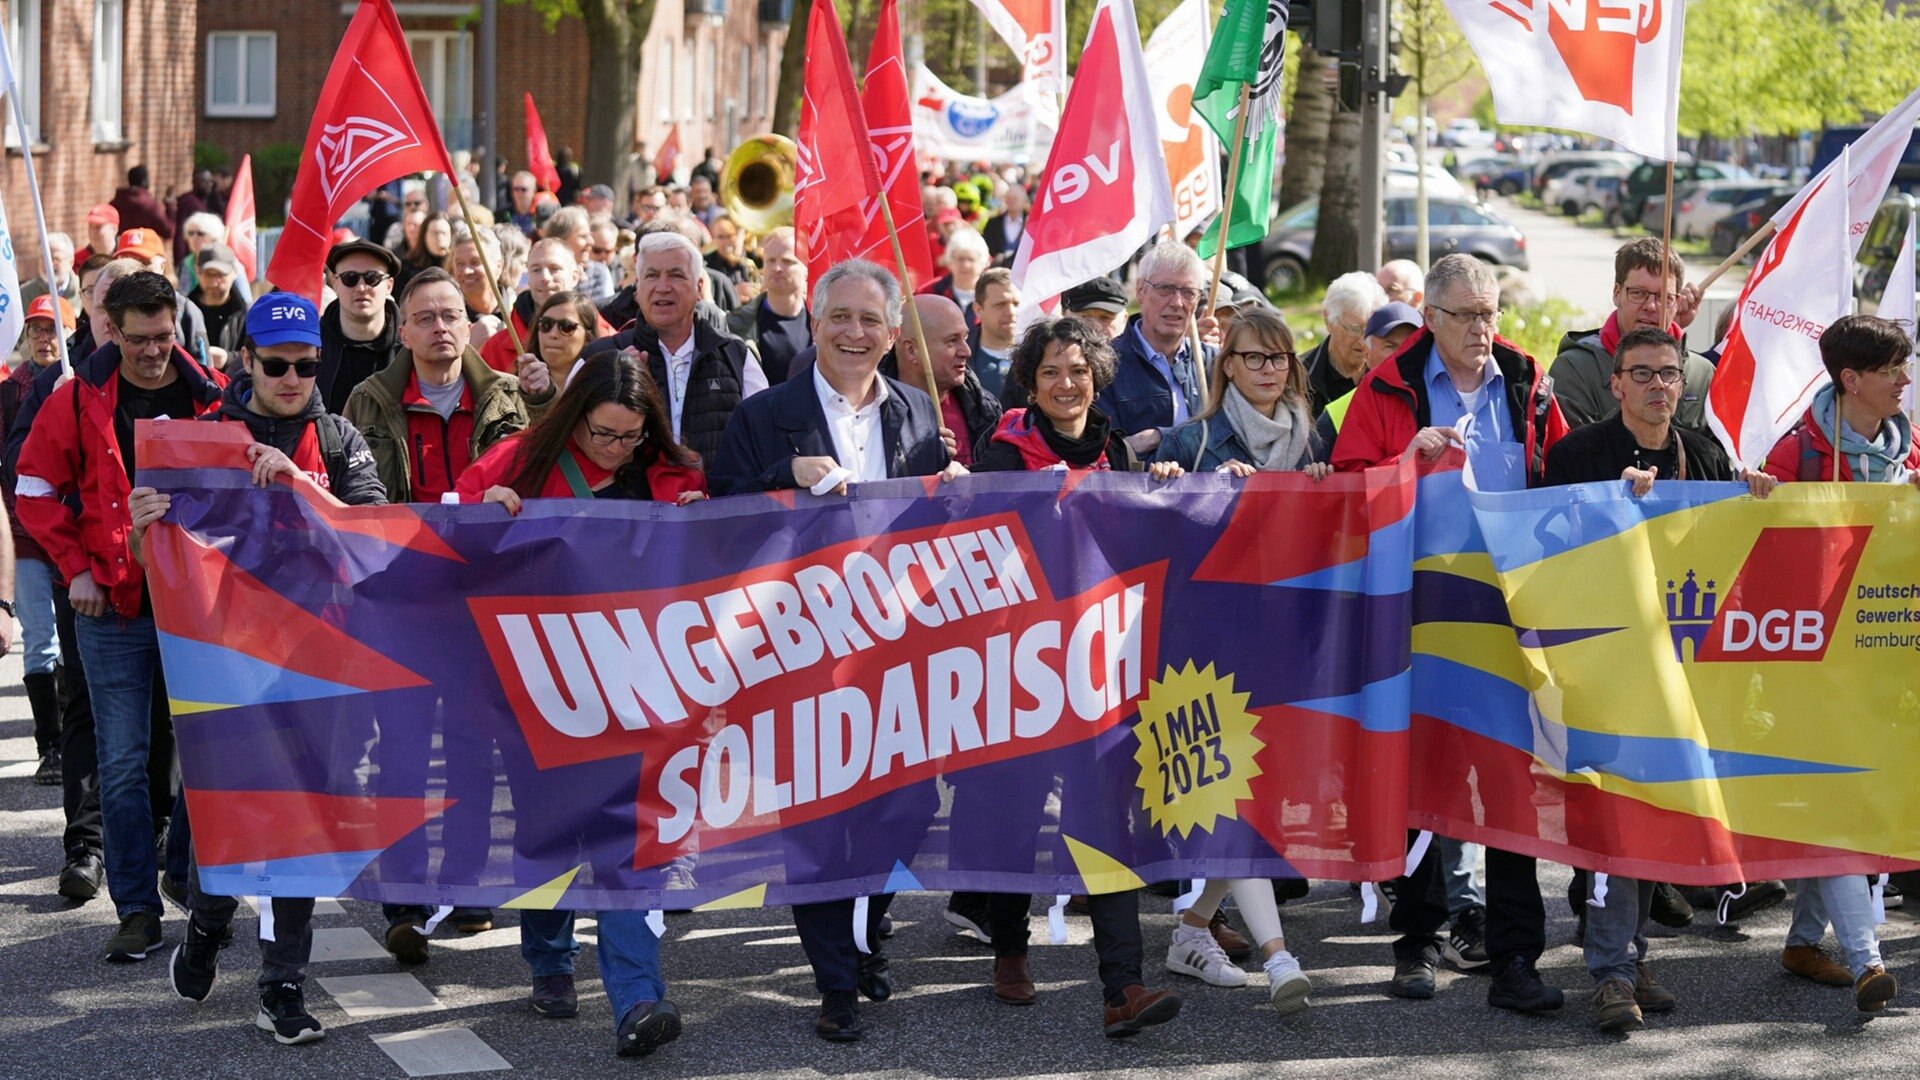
left=130, top=291, right=385, bottom=1046
left=16, top=270, right=226, bottom=965
left=478, top=238, right=611, bottom=373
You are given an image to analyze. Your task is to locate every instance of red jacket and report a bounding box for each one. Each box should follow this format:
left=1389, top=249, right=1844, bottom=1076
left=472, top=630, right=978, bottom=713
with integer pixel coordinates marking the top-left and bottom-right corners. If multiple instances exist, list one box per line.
left=1763, top=405, right=1920, bottom=483
left=479, top=298, right=615, bottom=373
left=17, top=344, right=226, bottom=616
left=455, top=434, right=707, bottom=504
left=1331, top=327, right=1568, bottom=486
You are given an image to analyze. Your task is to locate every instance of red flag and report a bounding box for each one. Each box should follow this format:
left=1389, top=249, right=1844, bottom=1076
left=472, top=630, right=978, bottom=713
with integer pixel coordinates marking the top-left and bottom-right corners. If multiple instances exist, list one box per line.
left=266, top=0, right=454, bottom=301
left=652, top=123, right=682, bottom=183
left=794, top=0, right=882, bottom=287
left=855, top=0, right=936, bottom=288
left=224, top=154, right=258, bottom=284
left=524, top=92, right=562, bottom=194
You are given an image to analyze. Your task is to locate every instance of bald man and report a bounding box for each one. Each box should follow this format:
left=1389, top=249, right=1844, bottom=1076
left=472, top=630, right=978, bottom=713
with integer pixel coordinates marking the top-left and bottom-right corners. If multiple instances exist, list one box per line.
left=1378, top=260, right=1425, bottom=307
left=882, top=294, right=1003, bottom=466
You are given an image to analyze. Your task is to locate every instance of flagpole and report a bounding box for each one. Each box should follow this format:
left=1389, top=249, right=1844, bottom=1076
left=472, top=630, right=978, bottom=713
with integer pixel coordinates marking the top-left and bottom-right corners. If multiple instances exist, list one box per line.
left=875, top=194, right=942, bottom=405
left=1185, top=0, right=1218, bottom=375
left=1696, top=222, right=1776, bottom=295
left=1, top=32, right=67, bottom=375
left=449, top=181, right=525, bottom=359
left=1206, top=82, right=1253, bottom=313
left=1659, top=159, right=1675, bottom=330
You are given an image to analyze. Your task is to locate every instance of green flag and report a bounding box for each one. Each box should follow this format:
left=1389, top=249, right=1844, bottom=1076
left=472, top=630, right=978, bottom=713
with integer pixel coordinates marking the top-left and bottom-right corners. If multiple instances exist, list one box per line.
left=1194, top=0, right=1288, bottom=257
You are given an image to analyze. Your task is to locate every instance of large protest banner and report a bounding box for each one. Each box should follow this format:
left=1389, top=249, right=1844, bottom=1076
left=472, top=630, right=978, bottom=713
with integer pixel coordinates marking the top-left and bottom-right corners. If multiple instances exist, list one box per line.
left=138, top=423, right=1415, bottom=912
left=1413, top=464, right=1920, bottom=884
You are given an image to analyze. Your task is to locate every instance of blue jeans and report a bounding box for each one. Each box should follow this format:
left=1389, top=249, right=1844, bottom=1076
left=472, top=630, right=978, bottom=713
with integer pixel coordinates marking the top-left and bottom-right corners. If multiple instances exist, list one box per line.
left=74, top=612, right=164, bottom=918
left=521, top=909, right=663, bottom=1019
left=16, top=557, right=59, bottom=676
left=1581, top=875, right=1652, bottom=986
left=1789, top=876, right=1882, bottom=979
left=1438, top=837, right=1484, bottom=917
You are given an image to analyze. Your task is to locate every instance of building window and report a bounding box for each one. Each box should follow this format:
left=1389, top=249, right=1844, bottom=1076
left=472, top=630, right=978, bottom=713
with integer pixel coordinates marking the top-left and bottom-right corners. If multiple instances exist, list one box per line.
left=738, top=44, right=752, bottom=122
left=5, top=0, right=40, bottom=147
left=657, top=40, right=673, bottom=123
left=701, top=37, right=718, bottom=119
left=91, top=0, right=124, bottom=144
left=206, top=32, right=276, bottom=118
left=752, top=40, right=766, bottom=122
left=677, top=35, right=692, bottom=121
left=405, top=31, right=473, bottom=151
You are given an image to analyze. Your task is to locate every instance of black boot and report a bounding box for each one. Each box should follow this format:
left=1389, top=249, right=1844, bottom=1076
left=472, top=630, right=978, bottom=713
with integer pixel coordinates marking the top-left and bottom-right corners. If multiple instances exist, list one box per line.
left=25, top=672, right=61, bottom=786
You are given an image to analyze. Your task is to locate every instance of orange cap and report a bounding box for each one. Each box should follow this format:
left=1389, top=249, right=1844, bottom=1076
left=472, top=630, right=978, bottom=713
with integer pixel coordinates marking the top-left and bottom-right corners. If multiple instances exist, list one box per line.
left=26, top=293, right=76, bottom=329
left=114, top=228, right=165, bottom=261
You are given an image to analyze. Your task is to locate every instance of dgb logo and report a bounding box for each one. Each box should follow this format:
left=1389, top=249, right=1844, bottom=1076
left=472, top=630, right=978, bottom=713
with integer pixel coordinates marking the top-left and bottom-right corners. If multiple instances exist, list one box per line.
left=1664, top=526, right=1870, bottom=663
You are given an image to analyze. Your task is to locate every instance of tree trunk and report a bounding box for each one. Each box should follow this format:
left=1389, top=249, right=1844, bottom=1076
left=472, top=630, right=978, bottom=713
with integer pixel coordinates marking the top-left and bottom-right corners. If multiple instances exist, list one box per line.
left=1278, top=46, right=1332, bottom=214
left=1310, top=101, right=1363, bottom=282
left=579, top=0, right=659, bottom=196
left=772, top=0, right=814, bottom=136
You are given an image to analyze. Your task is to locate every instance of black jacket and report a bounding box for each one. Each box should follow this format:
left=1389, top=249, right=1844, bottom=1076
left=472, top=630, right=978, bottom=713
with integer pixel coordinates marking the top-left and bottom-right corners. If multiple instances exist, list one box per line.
left=1094, top=314, right=1213, bottom=437
left=1543, top=412, right=1734, bottom=487
left=879, top=350, right=1003, bottom=460
left=583, top=319, right=754, bottom=465
left=189, top=288, right=249, bottom=359
left=203, top=378, right=389, bottom=506
left=981, top=212, right=1027, bottom=263
left=711, top=371, right=949, bottom=495
left=319, top=300, right=404, bottom=416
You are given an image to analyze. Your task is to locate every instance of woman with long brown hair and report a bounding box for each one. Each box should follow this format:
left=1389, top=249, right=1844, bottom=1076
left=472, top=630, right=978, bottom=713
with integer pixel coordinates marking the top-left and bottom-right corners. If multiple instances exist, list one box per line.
left=456, top=350, right=706, bottom=510
left=1155, top=306, right=1330, bottom=479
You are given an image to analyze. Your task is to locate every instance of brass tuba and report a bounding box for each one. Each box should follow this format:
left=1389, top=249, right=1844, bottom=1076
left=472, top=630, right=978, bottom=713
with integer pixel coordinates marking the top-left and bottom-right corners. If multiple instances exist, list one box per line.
left=720, top=134, right=797, bottom=235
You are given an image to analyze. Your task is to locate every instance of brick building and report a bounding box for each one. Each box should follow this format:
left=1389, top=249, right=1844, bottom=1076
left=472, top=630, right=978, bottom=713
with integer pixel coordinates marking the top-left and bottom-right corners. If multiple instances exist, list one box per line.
left=194, top=0, right=791, bottom=212
left=1, top=0, right=198, bottom=269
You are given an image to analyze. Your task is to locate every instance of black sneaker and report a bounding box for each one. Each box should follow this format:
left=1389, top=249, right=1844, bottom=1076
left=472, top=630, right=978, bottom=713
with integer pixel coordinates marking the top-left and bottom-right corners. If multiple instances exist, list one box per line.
left=58, top=852, right=103, bottom=902
left=615, top=999, right=682, bottom=1058
left=169, top=918, right=220, bottom=1001
left=105, top=911, right=162, bottom=962
left=1649, top=882, right=1694, bottom=928
left=1882, top=881, right=1905, bottom=910
left=1272, top=877, right=1311, bottom=904
left=1717, top=880, right=1788, bottom=923
left=159, top=872, right=188, bottom=909
left=531, top=973, right=578, bottom=1018
left=1390, top=954, right=1437, bottom=999
left=944, top=894, right=990, bottom=942
left=1442, top=905, right=1490, bottom=970
left=256, top=982, right=325, bottom=1045
left=878, top=914, right=894, bottom=939
left=32, top=752, right=61, bottom=786
left=1487, top=955, right=1564, bottom=1013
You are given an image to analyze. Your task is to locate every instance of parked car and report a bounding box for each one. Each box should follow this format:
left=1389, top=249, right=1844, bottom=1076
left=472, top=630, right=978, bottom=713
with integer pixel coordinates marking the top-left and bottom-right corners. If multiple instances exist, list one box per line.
left=1476, top=161, right=1533, bottom=197
left=1620, top=159, right=1753, bottom=233
left=1549, top=167, right=1627, bottom=217
left=1669, top=181, right=1790, bottom=240
left=1530, top=152, right=1643, bottom=198
left=1386, top=161, right=1468, bottom=199
left=1708, top=190, right=1794, bottom=260
left=1255, top=195, right=1530, bottom=295
left=1857, top=192, right=1919, bottom=311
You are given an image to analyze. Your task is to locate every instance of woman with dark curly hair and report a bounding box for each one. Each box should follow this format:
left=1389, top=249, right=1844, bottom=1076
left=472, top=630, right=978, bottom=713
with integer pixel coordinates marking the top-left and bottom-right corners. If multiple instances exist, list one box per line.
left=974, top=315, right=1183, bottom=478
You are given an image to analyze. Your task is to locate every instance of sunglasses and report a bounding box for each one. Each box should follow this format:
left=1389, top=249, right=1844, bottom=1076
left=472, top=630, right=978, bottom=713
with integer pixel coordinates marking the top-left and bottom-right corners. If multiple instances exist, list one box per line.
left=537, top=317, right=583, bottom=335
left=256, top=357, right=321, bottom=379
left=334, top=270, right=390, bottom=288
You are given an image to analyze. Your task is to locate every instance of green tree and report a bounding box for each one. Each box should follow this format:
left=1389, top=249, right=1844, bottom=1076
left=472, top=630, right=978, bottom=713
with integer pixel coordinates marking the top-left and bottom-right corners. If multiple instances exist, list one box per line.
left=514, top=0, right=661, bottom=196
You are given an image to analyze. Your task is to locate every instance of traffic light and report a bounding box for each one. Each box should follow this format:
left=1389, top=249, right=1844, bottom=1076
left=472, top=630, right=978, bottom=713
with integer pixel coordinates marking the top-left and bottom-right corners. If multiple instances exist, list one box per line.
left=1288, top=0, right=1362, bottom=58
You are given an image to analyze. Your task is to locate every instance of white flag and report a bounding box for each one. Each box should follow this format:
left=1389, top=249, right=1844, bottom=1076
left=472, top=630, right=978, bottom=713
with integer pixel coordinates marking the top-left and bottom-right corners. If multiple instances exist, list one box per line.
left=1706, top=148, right=1853, bottom=466
left=1143, top=0, right=1222, bottom=242
left=910, top=64, right=1050, bottom=165
left=1876, top=212, right=1917, bottom=415
left=969, top=0, right=1067, bottom=133
left=1444, top=0, right=1686, bottom=159
left=1011, top=0, right=1174, bottom=328
left=1772, top=81, right=1920, bottom=253
left=0, top=195, right=23, bottom=362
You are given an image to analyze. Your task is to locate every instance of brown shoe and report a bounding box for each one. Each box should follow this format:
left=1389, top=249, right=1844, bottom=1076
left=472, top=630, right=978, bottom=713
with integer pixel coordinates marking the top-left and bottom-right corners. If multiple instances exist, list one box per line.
left=1856, top=965, right=1898, bottom=1012
left=993, top=955, right=1036, bottom=1006
left=1782, top=945, right=1854, bottom=987
left=1102, top=984, right=1181, bottom=1038
left=1633, top=961, right=1676, bottom=1014
left=1593, top=978, right=1643, bottom=1033
left=1209, top=910, right=1254, bottom=961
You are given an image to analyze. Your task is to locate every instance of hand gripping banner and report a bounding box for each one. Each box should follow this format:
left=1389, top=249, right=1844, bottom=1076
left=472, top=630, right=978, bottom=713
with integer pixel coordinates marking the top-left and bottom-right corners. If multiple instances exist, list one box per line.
left=138, top=423, right=1415, bottom=911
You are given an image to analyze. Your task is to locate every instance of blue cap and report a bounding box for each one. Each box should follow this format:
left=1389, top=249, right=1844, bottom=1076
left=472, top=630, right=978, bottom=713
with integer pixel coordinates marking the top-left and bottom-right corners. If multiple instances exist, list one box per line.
left=1365, top=301, right=1423, bottom=339
left=246, top=292, right=322, bottom=349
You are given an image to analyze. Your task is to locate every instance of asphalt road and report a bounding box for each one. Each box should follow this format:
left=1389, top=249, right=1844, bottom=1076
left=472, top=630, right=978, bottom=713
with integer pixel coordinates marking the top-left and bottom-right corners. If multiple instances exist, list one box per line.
left=3, top=630, right=1920, bottom=1080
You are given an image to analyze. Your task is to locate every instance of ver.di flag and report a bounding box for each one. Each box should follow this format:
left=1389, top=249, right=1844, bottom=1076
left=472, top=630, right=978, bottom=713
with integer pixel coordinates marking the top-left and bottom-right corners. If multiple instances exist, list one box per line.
left=1706, top=148, right=1853, bottom=467
left=1143, top=0, right=1222, bottom=244
left=1192, top=0, right=1287, bottom=255
left=1773, top=80, right=1920, bottom=249
left=970, top=0, right=1067, bottom=134
left=266, top=0, right=454, bottom=301
left=1444, top=0, right=1686, bottom=159
left=1012, top=0, right=1174, bottom=326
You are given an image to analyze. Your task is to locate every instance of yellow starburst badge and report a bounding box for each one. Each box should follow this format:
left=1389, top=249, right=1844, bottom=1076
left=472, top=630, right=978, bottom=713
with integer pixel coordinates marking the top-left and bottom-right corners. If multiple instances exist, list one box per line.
left=1133, top=662, right=1264, bottom=839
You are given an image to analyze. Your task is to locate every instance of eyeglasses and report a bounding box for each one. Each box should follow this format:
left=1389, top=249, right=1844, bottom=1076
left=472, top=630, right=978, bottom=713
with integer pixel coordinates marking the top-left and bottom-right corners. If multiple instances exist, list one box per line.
left=118, top=328, right=177, bottom=350
left=1142, top=280, right=1201, bottom=305
left=407, top=309, right=468, bottom=329
left=1619, top=365, right=1684, bottom=385
left=1430, top=304, right=1501, bottom=329
left=255, top=357, right=321, bottom=379
left=334, top=270, right=389, bottom=289
left=512, top=186, right=536, bottom=194
left=1332, top=317, right=1366, bottom=337
left=1231, top=350, right=1294, bottom=371
left=1621, top=285, right=1678, bottom=308
left=584, top=423, right=647, bottom=447
left=537, top=317, right=583, bottom=335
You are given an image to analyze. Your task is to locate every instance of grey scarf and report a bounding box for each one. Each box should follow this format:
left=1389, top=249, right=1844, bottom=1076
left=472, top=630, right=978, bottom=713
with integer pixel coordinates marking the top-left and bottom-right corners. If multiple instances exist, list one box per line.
left=1222, top=384, right=1311, bottom=472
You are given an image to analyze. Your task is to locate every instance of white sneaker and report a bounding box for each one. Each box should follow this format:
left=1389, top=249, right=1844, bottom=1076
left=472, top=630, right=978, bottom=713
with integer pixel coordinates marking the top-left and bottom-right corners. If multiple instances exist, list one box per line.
left=1165, top=926, right=1249, bottom=987
left=1264, top=952, right=1312, bottom=1015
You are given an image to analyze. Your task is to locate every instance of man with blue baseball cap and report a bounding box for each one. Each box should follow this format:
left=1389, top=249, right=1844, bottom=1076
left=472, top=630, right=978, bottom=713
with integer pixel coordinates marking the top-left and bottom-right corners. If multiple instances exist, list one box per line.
left=124, top=292, right=388, bottom=1046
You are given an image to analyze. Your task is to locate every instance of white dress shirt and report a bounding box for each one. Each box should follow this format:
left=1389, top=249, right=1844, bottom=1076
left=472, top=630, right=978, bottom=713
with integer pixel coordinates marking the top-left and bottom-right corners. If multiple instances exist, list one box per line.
left=813, top=365, right=890, bottom=483
left=663, top=330, right=770, bottom=439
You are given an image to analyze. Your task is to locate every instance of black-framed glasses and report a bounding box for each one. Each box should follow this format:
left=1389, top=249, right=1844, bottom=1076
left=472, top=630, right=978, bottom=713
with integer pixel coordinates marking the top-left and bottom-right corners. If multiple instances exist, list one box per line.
left=1619, top=365, right=1684, bottom=385
left=335, top=270, right=389, bottom=289
left=1620, top=285, right=1678, bottom=308
left=537, top=317, right=583, bottom=335
left=1232, top=350, right=1294, bottom=371
left=1143, top=280, right=1201, bottom=305
left=118, top=328, right=177, bottom=351
left=1431, top=304, right=1500, bottom=329
left=584, top=423, right=647, bottom=448
left=256, top=357, right=321, bottom=379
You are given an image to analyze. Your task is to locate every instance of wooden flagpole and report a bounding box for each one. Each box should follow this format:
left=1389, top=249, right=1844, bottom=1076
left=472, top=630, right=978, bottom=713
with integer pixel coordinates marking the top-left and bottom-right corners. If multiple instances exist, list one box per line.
left=1658, top=160, right=1676, bottom=330
left=1184, top=0, right=1222, bottom=370
left=876, top=194, right=942, bottom=405
left=1, top=37, right=67, bottom=374
left=1695, top=221, right=1775, bottom=295
left=1206, top=83, right=1254, bottom=310
left=449, top=180, right=525, bottom=360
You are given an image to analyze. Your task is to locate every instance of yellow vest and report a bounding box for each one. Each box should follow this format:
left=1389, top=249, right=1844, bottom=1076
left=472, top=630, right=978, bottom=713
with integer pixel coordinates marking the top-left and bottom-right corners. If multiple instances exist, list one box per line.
left=1325, top=388, right=1357, bottom=433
